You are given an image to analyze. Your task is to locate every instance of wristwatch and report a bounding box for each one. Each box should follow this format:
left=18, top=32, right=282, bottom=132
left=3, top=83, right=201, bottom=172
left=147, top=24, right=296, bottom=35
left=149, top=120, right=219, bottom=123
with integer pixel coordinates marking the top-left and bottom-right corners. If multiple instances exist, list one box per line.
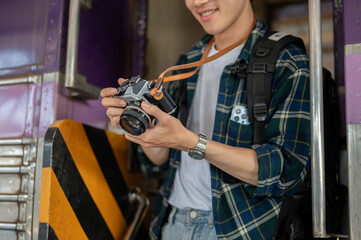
left=188, top=133, right=208, bottom=160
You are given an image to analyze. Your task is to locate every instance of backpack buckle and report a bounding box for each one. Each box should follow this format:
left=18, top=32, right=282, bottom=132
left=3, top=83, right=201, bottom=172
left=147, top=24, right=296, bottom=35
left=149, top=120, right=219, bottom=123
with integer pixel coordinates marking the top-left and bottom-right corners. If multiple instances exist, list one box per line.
left=252, top=63, right=267, bottom=73
left=253, top=103, right=267, bottom=121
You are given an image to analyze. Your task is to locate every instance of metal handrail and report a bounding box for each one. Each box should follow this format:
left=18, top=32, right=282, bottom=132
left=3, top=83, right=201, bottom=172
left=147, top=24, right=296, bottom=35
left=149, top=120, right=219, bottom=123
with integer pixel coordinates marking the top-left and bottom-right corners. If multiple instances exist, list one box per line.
left=0, top=75, right=39, bottom=86
left=308, top=0, right=327, bottom=237
left=309, top=1, right=349, bottom=238
left=0, top=138, right=36, bottom=145
left=124, top=189, right=150, bottom=240
left=0, top=223, right=26, bottom=231
left=65, top=0, right=100, bottom=98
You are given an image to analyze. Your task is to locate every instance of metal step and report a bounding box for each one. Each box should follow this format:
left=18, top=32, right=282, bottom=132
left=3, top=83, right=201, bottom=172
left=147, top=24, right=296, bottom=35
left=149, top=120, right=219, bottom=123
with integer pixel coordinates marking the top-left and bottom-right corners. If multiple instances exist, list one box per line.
left=0, top=138, right=38, bottom=240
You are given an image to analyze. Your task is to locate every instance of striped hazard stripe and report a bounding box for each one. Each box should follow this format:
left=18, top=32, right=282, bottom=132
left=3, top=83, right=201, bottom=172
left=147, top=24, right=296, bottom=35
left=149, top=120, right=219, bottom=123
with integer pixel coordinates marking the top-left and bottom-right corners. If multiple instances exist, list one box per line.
left=39, top=120, right=146, bottom=239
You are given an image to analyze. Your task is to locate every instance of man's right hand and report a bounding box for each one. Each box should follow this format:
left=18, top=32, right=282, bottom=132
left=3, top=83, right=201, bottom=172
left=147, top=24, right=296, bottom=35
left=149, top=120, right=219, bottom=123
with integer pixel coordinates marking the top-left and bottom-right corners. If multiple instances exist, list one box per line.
left=100, top=78, right=128, bottom=129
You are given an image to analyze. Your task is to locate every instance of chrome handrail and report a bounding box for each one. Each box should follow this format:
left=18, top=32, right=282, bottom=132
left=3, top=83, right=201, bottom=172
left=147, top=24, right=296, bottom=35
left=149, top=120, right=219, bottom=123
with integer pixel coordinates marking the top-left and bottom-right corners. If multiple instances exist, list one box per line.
left=65, top=0, right=100, bottom=98
left=309, top=1, right=349, bottom=238
left=308, top=0, right=327, bottom=237
left=124, top=188, right=150, bottom=240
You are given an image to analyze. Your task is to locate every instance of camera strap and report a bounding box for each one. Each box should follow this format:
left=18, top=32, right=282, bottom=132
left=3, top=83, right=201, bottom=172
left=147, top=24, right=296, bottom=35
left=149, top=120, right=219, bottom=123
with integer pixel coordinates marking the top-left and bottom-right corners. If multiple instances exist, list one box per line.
left=150, top=14, right=257, bottom=100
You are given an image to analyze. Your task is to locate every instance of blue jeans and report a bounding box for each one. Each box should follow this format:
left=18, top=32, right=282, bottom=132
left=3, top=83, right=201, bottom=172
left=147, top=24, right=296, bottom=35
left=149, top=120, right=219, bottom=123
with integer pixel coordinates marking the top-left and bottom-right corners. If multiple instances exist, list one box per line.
left=161, top=206, right=217, bottom=240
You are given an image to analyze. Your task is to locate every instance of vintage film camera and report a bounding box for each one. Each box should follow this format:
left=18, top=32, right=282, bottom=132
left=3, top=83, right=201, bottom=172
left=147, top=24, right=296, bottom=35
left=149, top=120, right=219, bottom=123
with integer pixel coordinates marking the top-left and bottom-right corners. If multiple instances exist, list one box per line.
left=113, top=76, right=177, bottom=135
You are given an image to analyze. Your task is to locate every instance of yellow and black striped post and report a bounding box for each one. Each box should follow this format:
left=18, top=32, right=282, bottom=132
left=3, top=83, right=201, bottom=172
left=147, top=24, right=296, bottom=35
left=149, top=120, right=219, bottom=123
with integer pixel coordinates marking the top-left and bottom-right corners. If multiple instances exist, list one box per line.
left=39, top=120, right=148, bottom=240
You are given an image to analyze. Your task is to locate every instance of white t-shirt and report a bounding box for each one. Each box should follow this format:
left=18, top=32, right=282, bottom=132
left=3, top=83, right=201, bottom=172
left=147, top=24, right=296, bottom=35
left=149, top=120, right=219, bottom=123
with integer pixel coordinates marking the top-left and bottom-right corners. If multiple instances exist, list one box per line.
left=168, top=42, right=244, bottom=210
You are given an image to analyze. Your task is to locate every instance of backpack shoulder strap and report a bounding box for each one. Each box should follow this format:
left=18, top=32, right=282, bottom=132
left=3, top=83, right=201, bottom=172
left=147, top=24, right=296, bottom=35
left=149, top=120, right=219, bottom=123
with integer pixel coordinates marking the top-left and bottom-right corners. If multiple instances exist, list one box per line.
left=247, top=31, right=305, bottom=144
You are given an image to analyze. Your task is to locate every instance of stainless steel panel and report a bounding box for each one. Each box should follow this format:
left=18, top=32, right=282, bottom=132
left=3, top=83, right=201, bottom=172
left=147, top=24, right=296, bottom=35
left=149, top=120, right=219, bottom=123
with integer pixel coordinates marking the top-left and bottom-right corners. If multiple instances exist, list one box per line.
left=0, top=144, right=25, bottom=167
left=0, top=202, right=19, bottom=222
left=0, top=144, right=24, bottom=157
left=0, top=139, right=37, bottom=167
left=31, top=138, right=43, bottom=240
left=345, top=43, right=361, bottom=56
left=0, top=174, right=21, bottom=194
left=347, top=124, right=361, bottom=240
left=0, top=157, right=22, bottom=166
left=0, top=138, right=37, bottom=240
left=0, top=230, right=17, bottom=240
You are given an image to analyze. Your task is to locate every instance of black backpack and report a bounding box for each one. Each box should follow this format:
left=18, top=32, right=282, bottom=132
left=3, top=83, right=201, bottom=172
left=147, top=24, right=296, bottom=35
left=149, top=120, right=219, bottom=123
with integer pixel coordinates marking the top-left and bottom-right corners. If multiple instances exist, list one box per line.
left=247, top=31, right=347, bottom=240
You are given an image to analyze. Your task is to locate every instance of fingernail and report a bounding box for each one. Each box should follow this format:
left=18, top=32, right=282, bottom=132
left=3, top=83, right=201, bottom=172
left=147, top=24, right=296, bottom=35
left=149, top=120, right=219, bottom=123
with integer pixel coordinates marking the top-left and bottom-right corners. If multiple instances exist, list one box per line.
left=142, top=102, right=150, bottom=109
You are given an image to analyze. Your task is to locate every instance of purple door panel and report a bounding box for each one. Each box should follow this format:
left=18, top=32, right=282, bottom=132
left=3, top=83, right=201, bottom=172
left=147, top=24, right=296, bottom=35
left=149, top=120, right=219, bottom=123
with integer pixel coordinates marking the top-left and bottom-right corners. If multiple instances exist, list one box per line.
left=0, top=0, right=48, bottom=77
left=345, top=55, right=361, bottom=124
left=344, top=0, right=361, bottom=45
left=0, top=84, right=39, bottom=138
left=71, top=99, right=108, bottom=130
left=38, top=81, right=107, bottom=137
left=43, top=0, right=69, bottom=74
left=77, top=0, right=147, bottom=89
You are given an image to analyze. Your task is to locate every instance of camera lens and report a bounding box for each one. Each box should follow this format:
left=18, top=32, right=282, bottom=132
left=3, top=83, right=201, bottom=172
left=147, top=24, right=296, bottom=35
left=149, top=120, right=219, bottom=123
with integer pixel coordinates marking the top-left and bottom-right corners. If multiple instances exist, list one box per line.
left=119, top=105, right=151, bottom=136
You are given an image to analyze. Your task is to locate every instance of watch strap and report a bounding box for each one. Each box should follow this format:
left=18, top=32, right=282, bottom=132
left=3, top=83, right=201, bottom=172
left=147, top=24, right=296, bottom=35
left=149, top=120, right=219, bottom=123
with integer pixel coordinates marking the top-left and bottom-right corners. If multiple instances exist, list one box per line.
left=188, top=133, right=208, bottom=160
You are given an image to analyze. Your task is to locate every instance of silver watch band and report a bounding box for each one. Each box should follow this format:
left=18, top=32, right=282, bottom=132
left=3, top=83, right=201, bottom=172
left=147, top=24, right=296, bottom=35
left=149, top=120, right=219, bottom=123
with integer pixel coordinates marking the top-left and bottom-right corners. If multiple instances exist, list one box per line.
left=187, top=133, right=208, bottom=160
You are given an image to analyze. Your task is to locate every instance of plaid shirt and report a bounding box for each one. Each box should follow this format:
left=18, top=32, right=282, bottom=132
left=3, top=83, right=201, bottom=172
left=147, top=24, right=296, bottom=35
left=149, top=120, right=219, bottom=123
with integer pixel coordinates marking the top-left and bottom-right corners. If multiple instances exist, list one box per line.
left=139, top=17, right=311, bottom=240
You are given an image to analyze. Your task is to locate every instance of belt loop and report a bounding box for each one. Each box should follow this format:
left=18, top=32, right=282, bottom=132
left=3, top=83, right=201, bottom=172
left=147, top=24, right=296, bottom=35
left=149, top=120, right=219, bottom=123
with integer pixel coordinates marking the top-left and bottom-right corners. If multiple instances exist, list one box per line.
left=208, top=212, right=214, bottom=225
left=168, top=206, right=177, bottom=225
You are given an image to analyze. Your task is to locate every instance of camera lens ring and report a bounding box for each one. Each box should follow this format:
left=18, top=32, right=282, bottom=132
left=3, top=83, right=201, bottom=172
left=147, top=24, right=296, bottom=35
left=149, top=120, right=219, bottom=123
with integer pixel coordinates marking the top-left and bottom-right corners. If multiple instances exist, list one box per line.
left=119, top=105, right=151, bottom=136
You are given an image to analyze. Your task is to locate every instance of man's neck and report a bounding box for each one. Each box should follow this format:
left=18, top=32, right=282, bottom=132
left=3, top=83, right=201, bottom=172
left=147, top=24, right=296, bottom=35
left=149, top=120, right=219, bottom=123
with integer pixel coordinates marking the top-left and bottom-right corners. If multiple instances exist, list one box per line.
left=214, top=9, right=255, bottom=51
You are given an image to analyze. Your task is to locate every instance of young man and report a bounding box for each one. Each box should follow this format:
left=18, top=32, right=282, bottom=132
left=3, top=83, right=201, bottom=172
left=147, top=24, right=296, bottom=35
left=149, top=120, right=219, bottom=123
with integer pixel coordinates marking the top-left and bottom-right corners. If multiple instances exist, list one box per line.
left=101, top=0, right=311, bottom=239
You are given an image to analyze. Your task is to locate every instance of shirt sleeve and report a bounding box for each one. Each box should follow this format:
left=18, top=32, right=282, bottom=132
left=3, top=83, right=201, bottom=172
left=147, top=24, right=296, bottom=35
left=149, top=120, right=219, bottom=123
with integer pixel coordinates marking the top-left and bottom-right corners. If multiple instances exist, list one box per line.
left=244, top=44, right=311, bottom=198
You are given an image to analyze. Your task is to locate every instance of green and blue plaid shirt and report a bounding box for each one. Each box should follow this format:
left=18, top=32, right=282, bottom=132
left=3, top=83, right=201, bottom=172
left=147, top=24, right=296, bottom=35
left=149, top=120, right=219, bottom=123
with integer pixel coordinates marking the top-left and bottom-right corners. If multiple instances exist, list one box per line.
left=140, top=17, right=311, bottom=240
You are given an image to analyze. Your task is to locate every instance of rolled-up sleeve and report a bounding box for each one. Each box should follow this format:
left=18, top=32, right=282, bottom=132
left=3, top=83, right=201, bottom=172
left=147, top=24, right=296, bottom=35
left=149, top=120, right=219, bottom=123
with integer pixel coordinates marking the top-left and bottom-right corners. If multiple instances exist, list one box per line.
left=244, top=45, right=311, bottom=197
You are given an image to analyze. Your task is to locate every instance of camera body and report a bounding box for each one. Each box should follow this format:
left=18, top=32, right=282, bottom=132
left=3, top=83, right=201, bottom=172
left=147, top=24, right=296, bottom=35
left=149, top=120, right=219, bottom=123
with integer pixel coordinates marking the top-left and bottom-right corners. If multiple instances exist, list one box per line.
left=113, top=76, right=177, bottom=135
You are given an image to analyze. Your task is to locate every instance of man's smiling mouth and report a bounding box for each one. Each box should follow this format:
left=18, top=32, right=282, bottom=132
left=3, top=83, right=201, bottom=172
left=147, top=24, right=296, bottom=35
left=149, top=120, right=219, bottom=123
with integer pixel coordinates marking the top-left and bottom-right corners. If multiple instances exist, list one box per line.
left=200, top=9, right=217, bottom=17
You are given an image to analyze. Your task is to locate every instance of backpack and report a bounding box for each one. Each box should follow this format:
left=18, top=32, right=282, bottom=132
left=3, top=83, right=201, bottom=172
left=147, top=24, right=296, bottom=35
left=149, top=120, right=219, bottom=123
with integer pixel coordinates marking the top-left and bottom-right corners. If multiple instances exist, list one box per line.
left=246, top=31, right=347, bottom=240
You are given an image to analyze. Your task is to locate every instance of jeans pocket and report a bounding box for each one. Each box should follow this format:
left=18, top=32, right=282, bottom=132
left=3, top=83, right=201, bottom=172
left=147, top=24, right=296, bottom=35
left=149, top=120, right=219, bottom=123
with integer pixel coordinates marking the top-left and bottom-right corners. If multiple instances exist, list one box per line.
left=161, top=222, right=186, bottom=240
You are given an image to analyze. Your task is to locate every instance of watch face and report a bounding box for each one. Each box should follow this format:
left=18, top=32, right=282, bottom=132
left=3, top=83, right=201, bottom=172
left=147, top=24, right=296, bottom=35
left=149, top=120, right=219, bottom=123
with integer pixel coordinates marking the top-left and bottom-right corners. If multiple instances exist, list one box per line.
left=188, top=150, right=204, bottom=160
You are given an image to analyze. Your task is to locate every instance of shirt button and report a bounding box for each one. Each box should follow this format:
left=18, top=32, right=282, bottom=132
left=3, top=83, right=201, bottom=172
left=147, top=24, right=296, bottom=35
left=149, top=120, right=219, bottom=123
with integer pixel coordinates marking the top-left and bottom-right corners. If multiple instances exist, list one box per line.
left=190, top=211, right=197, bottom=219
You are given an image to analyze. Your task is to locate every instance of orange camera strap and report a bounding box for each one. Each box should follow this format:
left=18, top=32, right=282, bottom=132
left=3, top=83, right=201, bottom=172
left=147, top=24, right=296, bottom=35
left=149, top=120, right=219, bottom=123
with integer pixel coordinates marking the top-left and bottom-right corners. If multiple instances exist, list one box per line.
left=151, top=14, right=257, bottom=99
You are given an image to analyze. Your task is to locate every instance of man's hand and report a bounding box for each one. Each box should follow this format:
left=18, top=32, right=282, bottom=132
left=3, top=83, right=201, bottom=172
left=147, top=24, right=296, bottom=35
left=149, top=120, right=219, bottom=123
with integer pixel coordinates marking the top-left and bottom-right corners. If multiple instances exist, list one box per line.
left=100, top=77, right=198, bottom=165
left=100, top=78, right=128, bottom=129
left=125, top=101, right=198, bottom=152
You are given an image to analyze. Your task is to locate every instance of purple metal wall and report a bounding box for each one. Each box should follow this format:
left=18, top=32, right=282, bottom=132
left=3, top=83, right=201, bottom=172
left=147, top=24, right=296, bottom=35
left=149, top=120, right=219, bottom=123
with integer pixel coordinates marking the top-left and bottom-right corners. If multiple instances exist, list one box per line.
left=0, top=0, right=47, bottom=138
left=343, top=0, right=361, bottom=125
left=343, top=1, right=361, bottom=45
left=334, top=2, right=361, bottom=238
left=43, top=0, right=68, bottom=74
left=0, top=0, right=48, bottom=77
left=334, top=0, right=361, bottom=133
left=77, top=1, right=146, bottom=89
left=345, top=55, right=361, bottom=124
left=333, top=0, right=346, bottom=138
left=43, top=0, right=147, bottom=86
left=0, top=0, right=147, bottom=138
